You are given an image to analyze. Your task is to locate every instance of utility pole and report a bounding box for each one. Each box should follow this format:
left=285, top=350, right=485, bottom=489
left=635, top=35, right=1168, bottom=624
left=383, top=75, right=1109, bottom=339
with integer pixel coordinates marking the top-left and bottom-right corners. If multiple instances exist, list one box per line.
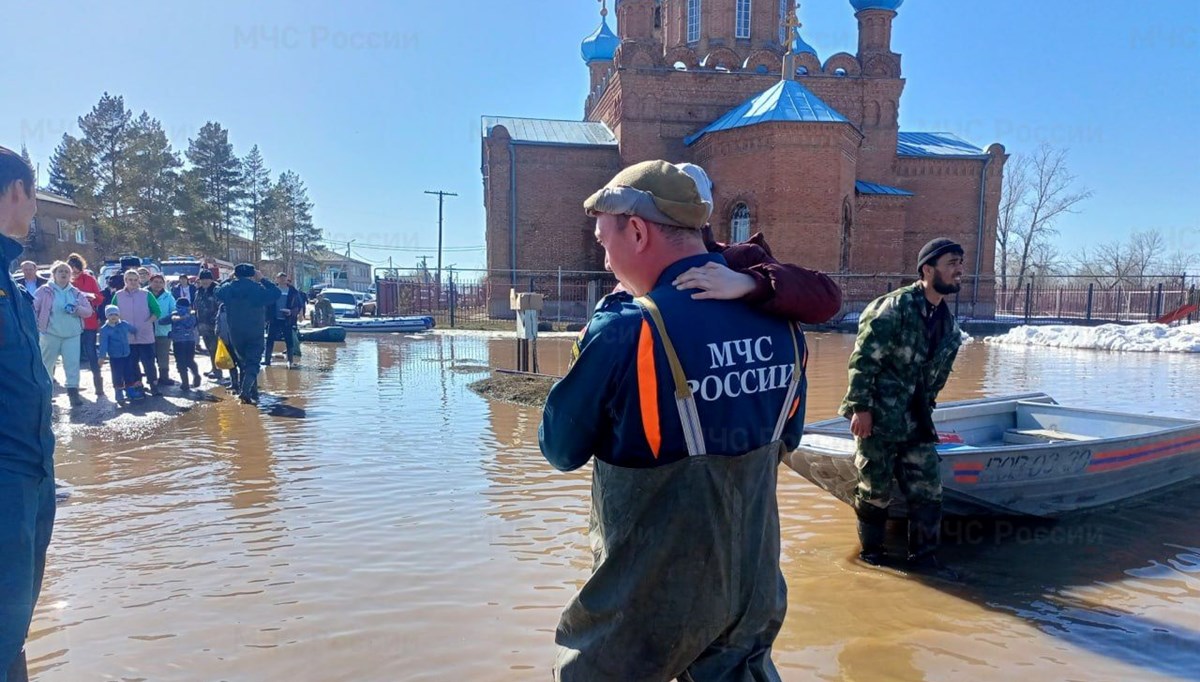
left=424, top=190, right=458, bottom=285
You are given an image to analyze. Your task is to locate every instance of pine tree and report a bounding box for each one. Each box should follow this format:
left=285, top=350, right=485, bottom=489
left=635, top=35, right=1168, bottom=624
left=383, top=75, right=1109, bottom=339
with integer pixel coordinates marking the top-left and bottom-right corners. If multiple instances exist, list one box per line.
left=128, top=113, right=183, bottom=257
left=262, top=171, right=319, bottom=272
left=67, top=93, right=141, bottom=254
left=240, top=145, right=272, bottom=262
left=184, top=122, right=244, bottom=255
left=48, top=134, right=86, bottom=198
left=19, top=144, right=35, bottom=185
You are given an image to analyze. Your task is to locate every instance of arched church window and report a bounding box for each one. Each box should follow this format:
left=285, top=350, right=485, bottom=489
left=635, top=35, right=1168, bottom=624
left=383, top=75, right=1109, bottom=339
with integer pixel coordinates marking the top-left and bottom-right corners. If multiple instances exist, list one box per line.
left=731, top=203, right=751, bottom=243
left=835, top=67, right=847, bottom=77
left=736, top=0, right=752, bottom=39
left=796, top=65, right=808, bottom=75
left=687, top=0, right=702, bottom=44
left=756, top=64, right=769, bottom=74
left=674, top=61, right=688, bottom=71
left=654, top=0, right=662, bottom=29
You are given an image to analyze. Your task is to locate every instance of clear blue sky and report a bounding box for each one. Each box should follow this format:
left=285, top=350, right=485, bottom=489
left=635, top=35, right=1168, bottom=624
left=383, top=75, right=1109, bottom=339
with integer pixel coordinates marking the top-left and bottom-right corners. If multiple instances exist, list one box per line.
left=5, top=0, right=1198, bottom=269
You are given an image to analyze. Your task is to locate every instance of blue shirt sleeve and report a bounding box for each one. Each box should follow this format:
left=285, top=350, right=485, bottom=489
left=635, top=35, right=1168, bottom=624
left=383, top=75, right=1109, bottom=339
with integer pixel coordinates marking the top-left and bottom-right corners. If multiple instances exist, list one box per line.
left=98, top=327, right=109, bottom=359
left=538, top=305, right=638, bottom=472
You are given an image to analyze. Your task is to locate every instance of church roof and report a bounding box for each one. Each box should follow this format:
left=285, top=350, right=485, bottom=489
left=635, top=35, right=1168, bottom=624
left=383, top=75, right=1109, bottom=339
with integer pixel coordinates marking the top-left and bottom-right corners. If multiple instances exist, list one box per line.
left=791, top=27, right=818, bottom=58
left=684, top=79, right=849, bottom=146
left=581, top=17, right=620, bottom=64
left=897, top=132, right=988, bottom=158
left=855, top=180, right=913, bottom=196
left=859, top=180, right=912, bottom=195
left=482, top=116, right=618, bottom=147
left=851, top=0, right=904, bottom=11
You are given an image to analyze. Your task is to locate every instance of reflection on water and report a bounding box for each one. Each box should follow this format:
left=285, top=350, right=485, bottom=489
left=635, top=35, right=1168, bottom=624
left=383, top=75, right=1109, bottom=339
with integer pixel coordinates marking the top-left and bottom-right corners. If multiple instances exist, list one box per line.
left=33, top=334, right=1200, bottom=681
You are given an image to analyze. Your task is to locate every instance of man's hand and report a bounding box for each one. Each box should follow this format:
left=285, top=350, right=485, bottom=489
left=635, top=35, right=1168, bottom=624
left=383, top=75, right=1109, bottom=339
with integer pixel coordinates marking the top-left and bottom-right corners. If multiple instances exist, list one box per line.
left=850, top=410, right=873, bottom=439
left=673, top=262, right=756, bottom=300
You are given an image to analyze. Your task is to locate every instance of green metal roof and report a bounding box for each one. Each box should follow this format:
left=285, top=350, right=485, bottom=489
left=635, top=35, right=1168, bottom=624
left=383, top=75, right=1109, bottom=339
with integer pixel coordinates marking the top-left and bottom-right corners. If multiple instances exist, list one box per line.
left=482, top=116, right=618, bottom=147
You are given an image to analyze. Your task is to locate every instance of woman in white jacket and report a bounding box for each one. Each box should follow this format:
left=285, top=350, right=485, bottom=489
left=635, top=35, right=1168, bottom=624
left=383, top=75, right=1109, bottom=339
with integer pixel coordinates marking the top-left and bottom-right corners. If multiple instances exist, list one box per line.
left=32, top=261, right=94, bottom=406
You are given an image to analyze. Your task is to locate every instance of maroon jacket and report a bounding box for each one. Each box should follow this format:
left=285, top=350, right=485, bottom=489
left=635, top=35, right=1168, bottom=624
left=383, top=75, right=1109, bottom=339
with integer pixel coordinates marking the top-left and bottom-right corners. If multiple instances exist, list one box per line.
left=709, top=232, right=843, bottom=324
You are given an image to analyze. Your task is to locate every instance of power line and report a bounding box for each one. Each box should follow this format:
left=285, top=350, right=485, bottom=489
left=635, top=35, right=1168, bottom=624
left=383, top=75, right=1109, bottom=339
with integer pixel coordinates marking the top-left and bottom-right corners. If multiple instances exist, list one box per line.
left=318, top=238, right=482, bottom=253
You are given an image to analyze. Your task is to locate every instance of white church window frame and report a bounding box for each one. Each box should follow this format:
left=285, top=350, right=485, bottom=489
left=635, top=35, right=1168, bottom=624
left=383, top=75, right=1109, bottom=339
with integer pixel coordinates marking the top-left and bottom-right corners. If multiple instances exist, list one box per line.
left=687, top=0, right=702, bottom=44
left=731, top=203, right=751, bottom=242
left=736, top=0, right=752, bottom=39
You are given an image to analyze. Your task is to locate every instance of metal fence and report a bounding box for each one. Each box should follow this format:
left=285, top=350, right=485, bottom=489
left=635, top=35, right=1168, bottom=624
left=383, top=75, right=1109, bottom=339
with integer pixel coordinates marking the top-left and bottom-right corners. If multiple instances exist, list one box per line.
left=371, top=269, right=1197, bottom=328
left=994, top=275, right=1195, bottom=325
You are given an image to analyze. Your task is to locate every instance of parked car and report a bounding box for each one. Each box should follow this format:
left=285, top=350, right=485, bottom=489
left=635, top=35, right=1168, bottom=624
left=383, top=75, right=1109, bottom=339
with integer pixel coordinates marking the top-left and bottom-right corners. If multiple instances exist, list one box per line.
left=318, top=288, right=361, bottom=318
left=98, top=257, right=162, bottom=284
left=357, top=292, right=377, bottom=317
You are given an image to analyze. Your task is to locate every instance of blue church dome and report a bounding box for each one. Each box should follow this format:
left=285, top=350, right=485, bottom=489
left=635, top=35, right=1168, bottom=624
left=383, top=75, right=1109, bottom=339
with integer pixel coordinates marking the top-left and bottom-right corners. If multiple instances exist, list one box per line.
left=581, top=17, right=619, bottom=64
left=791, top=27, right=818, bottom=58
left=850, top=0, right=904, bottom=12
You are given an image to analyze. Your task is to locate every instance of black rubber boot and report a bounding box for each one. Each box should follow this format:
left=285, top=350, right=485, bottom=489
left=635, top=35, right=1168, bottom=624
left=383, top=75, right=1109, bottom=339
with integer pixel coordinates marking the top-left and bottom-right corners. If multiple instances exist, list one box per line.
left=907, top=502, right=961, bottom=581
left=856, top=504, right=889, bottom=565
left=67, top=388, right=84, bottom=407
left=93, top=374, right=104, bottom=395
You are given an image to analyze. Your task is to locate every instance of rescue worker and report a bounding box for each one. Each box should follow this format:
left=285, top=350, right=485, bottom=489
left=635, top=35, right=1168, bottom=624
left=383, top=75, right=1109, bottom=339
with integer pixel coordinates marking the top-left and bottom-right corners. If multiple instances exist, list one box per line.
left=215, top=264, right=281, bottom=404
left=0, top=146, right=56, bottom=682
left=540, top=160, right=806, bottom=681
left=839, top=238, right=965, bottom=575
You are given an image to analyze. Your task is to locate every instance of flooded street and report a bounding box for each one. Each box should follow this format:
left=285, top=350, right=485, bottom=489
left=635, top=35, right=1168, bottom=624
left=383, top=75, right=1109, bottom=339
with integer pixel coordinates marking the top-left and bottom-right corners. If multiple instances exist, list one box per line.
left=32, top=333, right=1200, bottom=682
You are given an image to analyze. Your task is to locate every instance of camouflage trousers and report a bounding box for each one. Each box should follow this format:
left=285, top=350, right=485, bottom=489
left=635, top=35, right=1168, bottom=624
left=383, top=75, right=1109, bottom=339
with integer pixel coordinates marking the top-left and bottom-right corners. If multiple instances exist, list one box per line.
left=853, top=437, right=942, bottom=511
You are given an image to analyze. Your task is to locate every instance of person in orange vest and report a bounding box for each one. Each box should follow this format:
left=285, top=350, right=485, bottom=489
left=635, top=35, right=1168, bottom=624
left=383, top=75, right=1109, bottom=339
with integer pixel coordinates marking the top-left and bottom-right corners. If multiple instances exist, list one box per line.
left=540, top=160, right=806, bottom=680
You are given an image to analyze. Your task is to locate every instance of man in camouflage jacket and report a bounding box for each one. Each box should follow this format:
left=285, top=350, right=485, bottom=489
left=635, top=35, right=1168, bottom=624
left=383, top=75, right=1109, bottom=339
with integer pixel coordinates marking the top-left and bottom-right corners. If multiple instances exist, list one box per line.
left=839, top=238, right=965, bottom=573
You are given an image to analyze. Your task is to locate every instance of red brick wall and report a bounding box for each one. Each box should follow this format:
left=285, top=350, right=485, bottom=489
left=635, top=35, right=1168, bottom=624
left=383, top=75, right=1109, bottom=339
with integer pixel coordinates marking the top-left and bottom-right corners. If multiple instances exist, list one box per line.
left=483, top=127, right=619, bottom=275
left=694, top=122, right=860, bottom=274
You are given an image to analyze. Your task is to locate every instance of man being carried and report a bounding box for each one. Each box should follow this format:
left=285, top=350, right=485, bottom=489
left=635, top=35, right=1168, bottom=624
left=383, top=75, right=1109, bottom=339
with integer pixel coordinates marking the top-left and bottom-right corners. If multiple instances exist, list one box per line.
left=540, top=161, right=806, bottom=680
left=840, top=238, right=965, bottom=577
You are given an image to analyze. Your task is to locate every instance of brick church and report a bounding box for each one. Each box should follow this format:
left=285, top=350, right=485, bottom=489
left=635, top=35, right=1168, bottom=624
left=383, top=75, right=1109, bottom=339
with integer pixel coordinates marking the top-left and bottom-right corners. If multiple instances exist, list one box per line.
left=482, top=0, right=1006, bottom=317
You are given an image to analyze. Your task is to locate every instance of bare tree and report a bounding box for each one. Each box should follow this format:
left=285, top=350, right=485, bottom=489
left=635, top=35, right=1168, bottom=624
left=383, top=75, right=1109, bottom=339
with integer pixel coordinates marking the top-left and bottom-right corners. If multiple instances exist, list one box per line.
left=995, top=154, right=1031, bottom=292
left=1126, top=229, right=1167, bottom=285
left=1001, top=144, right=1093, bottom=292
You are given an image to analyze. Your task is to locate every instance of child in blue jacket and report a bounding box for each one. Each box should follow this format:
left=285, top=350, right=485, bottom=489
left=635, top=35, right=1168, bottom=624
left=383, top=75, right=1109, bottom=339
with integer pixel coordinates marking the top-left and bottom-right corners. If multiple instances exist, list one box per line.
left=98, top=304, right=141, bottom=403
left=170, top=299, right=202, bottom=389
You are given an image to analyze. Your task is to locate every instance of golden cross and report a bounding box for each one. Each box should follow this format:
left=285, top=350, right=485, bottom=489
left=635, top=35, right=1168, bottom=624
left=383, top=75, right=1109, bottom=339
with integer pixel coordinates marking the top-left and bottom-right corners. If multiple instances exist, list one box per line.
left=782, top=4, right=803, bottom=53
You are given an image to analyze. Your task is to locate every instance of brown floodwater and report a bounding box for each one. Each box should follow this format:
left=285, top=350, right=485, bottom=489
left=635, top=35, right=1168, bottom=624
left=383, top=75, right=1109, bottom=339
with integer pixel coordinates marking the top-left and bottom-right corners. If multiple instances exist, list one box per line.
left=32, top=332, right=1200, bottom=681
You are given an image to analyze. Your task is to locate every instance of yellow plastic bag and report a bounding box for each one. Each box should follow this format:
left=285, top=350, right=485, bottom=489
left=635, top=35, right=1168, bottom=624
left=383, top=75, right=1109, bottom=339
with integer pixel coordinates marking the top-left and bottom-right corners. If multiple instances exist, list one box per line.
left=215, top=338, right=235, bottom=370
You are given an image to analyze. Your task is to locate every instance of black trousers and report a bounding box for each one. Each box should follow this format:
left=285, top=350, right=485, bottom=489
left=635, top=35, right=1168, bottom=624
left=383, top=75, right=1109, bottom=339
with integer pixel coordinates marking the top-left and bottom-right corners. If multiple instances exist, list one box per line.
left=174, top=341, right=199, bottom=380
left=130, top=343, right=157, bottom=386
left=264, top=319, right=297, bottom=363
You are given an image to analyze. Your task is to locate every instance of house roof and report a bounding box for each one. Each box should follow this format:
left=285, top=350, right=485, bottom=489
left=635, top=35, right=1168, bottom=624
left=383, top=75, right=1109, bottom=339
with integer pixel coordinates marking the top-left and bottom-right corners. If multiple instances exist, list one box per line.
left=482, top=116, right=618, bottom=147
left=309, top=247, right=371, bottom=266
left=896, top=132, right=987, bottom=158
left=36, top=191, right=78, bottom=208
left=855, top=180, right=914, bottom=197
left=685, top=79, right=850, bottom=146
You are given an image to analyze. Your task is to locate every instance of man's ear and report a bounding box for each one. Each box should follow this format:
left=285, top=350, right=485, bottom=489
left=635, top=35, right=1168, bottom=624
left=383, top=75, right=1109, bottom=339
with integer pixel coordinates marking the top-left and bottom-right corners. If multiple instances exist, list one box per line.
left=628, top=216, right=651, bottom=253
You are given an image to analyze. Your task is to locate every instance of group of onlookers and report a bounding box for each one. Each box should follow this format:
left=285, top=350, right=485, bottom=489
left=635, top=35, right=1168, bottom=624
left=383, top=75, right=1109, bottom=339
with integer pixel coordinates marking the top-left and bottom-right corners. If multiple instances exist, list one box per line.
left=21, top=254, right=308, bottom=406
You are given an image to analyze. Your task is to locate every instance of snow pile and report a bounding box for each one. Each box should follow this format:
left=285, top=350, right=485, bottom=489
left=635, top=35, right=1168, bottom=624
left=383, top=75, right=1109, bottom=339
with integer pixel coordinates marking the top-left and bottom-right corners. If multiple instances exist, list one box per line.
left=986, top=323, right=1200, bottom=353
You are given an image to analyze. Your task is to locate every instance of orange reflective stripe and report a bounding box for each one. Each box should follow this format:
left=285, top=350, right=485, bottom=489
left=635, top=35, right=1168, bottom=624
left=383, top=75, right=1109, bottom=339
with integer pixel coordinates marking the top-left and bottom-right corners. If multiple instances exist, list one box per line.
left=637, top=319, right=662, bottom=459
left=789, top=396, right=801, bottom=420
